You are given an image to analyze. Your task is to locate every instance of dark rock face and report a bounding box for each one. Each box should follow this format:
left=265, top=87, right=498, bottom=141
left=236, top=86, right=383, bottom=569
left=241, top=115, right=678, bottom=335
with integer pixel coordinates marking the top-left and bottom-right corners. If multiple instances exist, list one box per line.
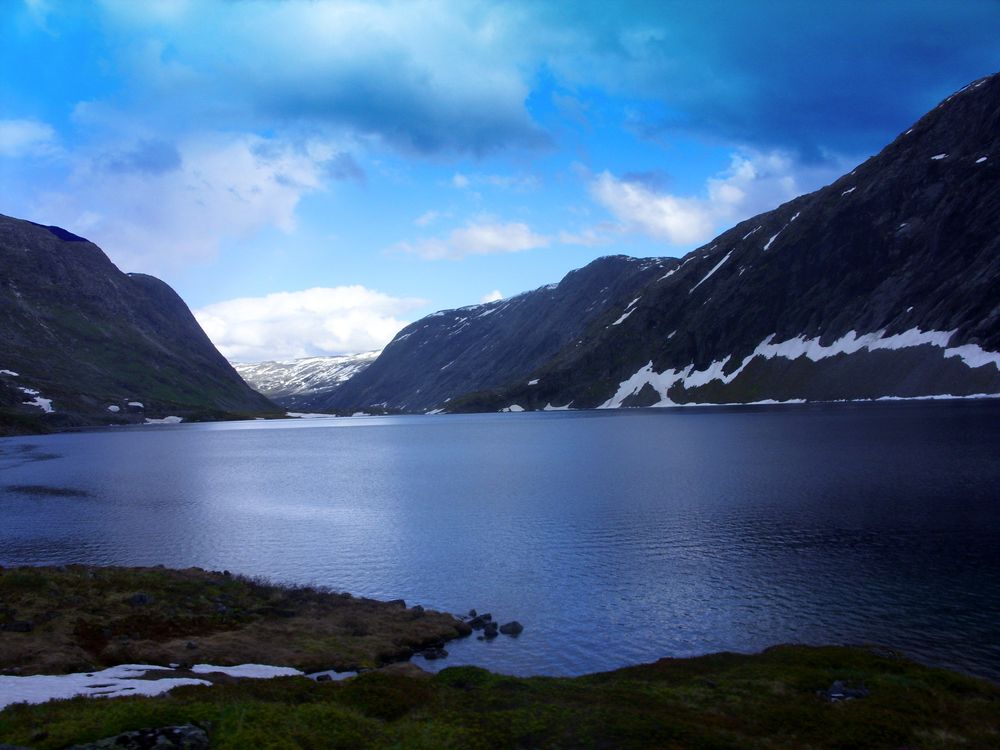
left=327, top=73, right=1000, bottom=412
left=0, top=214, right=277, bottom=431
left=318, top=255, right=675, bottom=412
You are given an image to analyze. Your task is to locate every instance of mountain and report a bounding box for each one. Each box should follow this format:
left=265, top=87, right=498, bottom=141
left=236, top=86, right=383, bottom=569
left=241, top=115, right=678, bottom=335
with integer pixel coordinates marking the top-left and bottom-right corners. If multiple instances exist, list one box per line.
left=0, top=214, right=277, bottom=433
left=318, top=255, right=675, bottom=412
left=325, top=72, right=1000, bottom=413
left=234, top=351, right=379, bottom=410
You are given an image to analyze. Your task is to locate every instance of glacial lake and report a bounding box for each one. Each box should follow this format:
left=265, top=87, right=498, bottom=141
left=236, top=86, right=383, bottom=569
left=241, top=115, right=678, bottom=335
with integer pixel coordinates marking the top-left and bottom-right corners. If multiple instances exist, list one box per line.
left=1, top=403, right=999, bottom=682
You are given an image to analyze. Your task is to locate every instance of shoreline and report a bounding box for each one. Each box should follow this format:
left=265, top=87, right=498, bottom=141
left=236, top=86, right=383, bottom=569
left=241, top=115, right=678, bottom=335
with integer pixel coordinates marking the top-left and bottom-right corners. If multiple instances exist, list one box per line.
left=2, top=565, right=1000, bottom=748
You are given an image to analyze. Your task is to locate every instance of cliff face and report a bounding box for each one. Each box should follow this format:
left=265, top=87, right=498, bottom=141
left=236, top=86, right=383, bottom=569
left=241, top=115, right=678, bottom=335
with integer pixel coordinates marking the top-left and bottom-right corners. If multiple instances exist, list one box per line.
left=322, top=73, right=1000, bottom=413
left=0, top=214, right=276, bottom=432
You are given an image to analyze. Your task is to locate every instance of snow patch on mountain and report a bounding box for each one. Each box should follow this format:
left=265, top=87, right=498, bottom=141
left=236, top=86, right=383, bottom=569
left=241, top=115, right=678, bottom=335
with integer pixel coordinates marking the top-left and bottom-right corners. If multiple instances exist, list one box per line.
left=690, top=251, right=733, bottom=292
left=599, top=328, right=1000, bottom=408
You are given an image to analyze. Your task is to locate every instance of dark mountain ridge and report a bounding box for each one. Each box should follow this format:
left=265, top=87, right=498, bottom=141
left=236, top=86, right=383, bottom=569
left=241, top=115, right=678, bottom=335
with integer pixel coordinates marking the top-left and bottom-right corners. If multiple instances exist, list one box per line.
left=325, top=72, right=1000, bottom=413
left=0, top=214, right=277, bottom=433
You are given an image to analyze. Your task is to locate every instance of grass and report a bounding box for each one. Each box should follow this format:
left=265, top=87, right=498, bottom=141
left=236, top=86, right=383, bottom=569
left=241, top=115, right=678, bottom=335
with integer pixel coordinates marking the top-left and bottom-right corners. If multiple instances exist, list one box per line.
left=1, top=645, right=998, bottom=748
left=0, top=566, right=469, bottom=675
left=1, top=566, right=998, bottom=748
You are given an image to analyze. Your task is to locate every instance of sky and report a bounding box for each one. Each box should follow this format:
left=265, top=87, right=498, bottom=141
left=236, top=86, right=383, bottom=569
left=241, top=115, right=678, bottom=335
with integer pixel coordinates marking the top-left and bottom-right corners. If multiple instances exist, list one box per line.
left=2, top=0, right=999, bottom=363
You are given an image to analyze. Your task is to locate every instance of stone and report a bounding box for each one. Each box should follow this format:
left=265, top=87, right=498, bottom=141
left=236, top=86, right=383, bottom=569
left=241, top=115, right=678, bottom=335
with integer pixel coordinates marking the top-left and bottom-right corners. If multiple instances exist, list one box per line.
left=65, top=724, right=209, bottom=749
left=482, top=622, right=499, bottom=639
left=315, top=673, right=332, bottom=682
left=499, top=621, right=524, bottom=635
left=468, top=613, right=492, bottom=630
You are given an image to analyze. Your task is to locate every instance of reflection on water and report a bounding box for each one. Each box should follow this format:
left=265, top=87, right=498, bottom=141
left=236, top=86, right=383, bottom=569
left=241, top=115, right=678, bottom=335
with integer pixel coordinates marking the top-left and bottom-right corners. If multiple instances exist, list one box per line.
left=1, top=402, right=999, bottom=680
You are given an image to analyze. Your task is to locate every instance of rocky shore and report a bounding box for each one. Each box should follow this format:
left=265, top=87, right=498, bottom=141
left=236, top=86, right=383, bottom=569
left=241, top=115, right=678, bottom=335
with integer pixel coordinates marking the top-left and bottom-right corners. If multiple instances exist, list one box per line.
left=2, top=565, right=999, bottom=749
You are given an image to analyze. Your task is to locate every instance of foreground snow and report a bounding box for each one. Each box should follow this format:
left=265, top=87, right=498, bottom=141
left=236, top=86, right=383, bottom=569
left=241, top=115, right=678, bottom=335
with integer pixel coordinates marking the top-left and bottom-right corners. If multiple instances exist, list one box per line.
left=0, top=665, right=208, bottom=710
left=0, top=663, right=305, bottom=710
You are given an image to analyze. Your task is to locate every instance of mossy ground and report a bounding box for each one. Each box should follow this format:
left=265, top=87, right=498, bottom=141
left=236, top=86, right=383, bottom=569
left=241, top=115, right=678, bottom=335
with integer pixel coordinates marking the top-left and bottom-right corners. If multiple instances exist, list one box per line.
left=0, top=566, right=469, bottom=675
left=1, top=645, right=997, bottom=748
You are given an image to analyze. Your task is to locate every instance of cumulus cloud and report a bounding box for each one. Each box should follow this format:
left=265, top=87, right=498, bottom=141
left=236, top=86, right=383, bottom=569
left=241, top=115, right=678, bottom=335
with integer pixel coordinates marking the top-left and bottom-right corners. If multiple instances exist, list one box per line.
left=395, top=220, right=551, bottom=260
left=33, top=133, right=346, bottom=271
left=194, top=286, right=426, bottom=362
left=480, top=289, right=503, bottom=303
left=590, top=149, right=846, bottom=246
left=0, top=119, right=59, bottom=158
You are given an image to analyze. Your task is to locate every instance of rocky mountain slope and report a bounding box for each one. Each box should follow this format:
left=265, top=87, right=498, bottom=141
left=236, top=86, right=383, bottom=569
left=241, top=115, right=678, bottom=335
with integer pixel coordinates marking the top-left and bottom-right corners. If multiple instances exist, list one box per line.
left=0, top=214, right=277, bottom=433
left=318, top=255, right=675, bottom=412
left=234, top=351, right=379, bottom=410
left=326, top=72, right=1000, bottom=413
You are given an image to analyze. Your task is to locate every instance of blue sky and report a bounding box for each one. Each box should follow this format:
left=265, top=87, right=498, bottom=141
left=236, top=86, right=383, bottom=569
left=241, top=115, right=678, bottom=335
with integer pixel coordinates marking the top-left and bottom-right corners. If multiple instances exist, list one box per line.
left=2, top=0, right=998, bottom=361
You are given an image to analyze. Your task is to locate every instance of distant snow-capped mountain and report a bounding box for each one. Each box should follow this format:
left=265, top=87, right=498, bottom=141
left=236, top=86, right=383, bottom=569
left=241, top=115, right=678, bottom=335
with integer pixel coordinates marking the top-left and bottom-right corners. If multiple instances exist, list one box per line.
left=234, top=351, right=380, bottom=409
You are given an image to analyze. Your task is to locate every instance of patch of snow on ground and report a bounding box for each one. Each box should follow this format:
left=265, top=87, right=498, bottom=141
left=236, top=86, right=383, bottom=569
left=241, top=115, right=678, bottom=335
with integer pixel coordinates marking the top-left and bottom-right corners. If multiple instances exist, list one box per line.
left=790, top=212, right=800, bottom=222
left=128, top=402, right=144, bottom=408
left=841, top=187, right=856, bottom=195
left=191, top=664, right=302, bottom=679
left=690, top=251, right=733, bottom=292
left=598, top=327, right=1000, bottom=408
left=286, top=412, right=337, bottom=419
left=741, top=226, right=762, bottom=240
left=19, top=387, right=39, bottom=395
left=611, top=309, right=635, bottom=326
left=350, top=412, right=371, bottom=417
left=528, top=379, right=539, bottom=385
left=144, top=416, right=183, bottom=424
left=976, top=156, right=988, bottom=163
left=425, top=408, right=445, bottom=415
left=501, top=404, right=525, bottom=412
left=931, top=153, right=947, bottom=160
left=0, top=665, right=209, bottom=710
left=0, top=370, right=18, bottom=377
left=667, top=330, right=676, bottom=339
left=543, top=402, right=572, bottom=410
left=107, top=405, right=120, bottom=413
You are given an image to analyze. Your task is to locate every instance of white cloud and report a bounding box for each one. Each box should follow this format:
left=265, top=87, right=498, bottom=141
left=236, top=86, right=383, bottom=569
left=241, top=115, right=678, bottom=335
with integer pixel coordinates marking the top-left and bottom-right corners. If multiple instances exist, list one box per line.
left=33, top=132, right=339, bottom=271
left=415, top=210, right=443, bottom=227
left=194, top=286, right=426, bottom=362
left=590, top=150, right=846, bottom=246
left=452, top=173, right=471, bottom=188
left=0, top=119, right=58, bottom=158
left=480, top=289, right=503, bottom=303
left=395, top=220, right=551, bottom=260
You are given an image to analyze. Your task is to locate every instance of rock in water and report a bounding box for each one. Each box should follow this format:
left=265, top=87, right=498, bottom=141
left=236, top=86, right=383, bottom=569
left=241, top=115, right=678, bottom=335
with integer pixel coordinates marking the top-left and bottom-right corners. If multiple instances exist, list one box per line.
left=499, top=621, right=524, bottom=635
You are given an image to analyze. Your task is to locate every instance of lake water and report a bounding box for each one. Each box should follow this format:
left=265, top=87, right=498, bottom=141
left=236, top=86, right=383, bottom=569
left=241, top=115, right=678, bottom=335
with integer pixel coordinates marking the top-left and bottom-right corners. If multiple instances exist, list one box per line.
left=2, top=403, right=999, bottom=681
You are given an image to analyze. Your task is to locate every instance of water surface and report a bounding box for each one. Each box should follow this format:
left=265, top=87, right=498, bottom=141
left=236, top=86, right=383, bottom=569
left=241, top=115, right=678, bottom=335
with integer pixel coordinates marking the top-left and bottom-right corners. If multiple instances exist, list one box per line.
left=2, top=403, right=998, bottom=680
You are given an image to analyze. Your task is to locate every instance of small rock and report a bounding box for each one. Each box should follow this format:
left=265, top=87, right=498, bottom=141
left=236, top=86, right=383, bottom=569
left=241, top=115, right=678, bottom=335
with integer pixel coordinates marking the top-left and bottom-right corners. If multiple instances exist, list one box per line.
left=468, top=613, right=492, bottom=630
left=410, top=604, right=424, bottom=614
left=498, top=621, right=523, bottom=635
left=821, top=680, right=870, bottom=702
left=386, top=598, right=406, bottom=608
left=482, top=622, right=499, bottom=639
left=467, top=609, right=477, bottom=618
left=315, top=673, right=332, bottom=682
